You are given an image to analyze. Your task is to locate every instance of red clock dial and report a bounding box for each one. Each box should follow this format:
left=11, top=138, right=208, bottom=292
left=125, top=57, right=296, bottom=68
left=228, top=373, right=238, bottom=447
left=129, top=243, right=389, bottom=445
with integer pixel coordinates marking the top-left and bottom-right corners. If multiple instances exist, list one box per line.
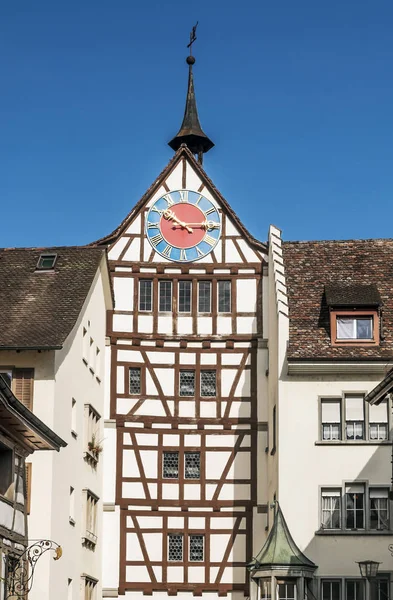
left=160, top=204, right=207, bottom=249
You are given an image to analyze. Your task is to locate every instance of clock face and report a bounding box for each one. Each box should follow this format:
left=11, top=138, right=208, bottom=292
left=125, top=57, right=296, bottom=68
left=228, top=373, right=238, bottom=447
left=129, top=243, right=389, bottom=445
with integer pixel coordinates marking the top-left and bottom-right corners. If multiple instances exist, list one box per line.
left=145, top=190, right=221, bottom=262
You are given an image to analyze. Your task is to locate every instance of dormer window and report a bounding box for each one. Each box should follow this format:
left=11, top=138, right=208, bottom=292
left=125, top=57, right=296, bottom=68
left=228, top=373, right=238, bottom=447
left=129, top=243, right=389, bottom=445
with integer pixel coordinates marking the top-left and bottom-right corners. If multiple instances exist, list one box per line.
left=36, top=254, right=57, bottom=270
left=325, top=284, right=381, bottom=346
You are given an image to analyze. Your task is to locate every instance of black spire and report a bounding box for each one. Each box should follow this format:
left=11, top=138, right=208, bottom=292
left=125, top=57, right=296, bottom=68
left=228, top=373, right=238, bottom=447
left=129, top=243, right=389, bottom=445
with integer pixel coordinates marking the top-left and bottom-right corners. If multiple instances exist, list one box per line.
left=168, top=24, right=214, bottom=164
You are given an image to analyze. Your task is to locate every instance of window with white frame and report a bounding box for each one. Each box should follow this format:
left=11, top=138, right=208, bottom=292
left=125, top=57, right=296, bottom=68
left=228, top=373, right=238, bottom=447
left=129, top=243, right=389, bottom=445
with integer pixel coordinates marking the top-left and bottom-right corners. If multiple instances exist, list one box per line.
left=200, top=370, right=216, bottom=397
left=337, top=316, right=373, bottom=340
left=218, top=280, right=231, bottom=313
left=159, top=281, right=172, bottom=312
left=139, top=280, right=152, bottom=311
left=168, top=534, right=183, bottom=561
left=189, top=534, right=204, bottom=561
left=277, top=581, right=296, bottom=600
left=179, top=281, right=192, bottom=313
left=260, top=579, right=272, bottom=600
left=83, top=489, right=98, bottom=546
left=321, top=400, right=341, bottom=441
left=369, top=488, right=389, bottom=530
left=345, top=395, right=364, bottom=440
left=321, top=489, right=341, bottom=529
left=198, top=281, right=211, bottom=313
left=321, top=581, right=341, bottom=600
left=180, top=370, right=195, bottom=396
left=345, top=580, right=364, bottom=600
left=369, top=400, right=388, bottom=440
left=345, top=483, right=365, bottom=529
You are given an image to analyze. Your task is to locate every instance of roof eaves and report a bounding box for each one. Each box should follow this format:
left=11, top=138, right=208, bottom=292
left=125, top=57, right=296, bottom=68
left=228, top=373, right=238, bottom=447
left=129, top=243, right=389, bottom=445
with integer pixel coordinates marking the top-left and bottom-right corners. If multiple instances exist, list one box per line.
left=365, top=369, right=393, bottom=405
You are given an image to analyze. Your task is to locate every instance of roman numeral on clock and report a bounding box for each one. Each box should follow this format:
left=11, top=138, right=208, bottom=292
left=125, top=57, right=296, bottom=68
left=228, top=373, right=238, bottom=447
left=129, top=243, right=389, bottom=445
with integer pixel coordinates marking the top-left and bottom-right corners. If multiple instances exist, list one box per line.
left=180, top=249, right=187, bottom=261
left=150, top=233, right=163, bottom=245
left=163, top=194, right=174, bottom=206
left=196, top=246, right=204, bottom=257
left=205, top=207, right=215, bottom=215
left=204, top=234, right=216, bottom=247
left=195, top=195, right=203, bottom=206
left=151, top=206, right=164, bottom=216
left=162, top=245, right=172, bottom=258
left=147, top=221, right=158, bottom=229
left=179, top=190, right=189, bottom=203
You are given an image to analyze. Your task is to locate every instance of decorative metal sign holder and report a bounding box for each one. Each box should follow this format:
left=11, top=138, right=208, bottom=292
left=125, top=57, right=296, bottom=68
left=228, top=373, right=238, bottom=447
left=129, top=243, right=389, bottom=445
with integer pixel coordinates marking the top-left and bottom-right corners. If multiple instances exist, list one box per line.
left=3, top=540, right=62, bottom=599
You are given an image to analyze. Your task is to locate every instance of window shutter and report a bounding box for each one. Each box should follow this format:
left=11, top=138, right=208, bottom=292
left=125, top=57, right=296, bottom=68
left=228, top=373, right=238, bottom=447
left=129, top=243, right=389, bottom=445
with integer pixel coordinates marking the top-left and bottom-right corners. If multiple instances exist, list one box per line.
left=369, top=400, right=388, bottom=423
left=25, top=462, right=32, bottom=515
left=321, top=400, right=341, bottom=423
left=345, top=396, right=364, bottom=420
left=12, top=369, right=34, bottom=411
left=369, top=488, right=388, bottom=499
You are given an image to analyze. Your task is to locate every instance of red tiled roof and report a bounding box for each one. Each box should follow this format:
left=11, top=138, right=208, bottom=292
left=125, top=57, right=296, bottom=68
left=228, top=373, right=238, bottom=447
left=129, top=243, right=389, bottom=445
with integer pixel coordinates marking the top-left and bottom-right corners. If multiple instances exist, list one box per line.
left=283, top=239, right=393, bottom=361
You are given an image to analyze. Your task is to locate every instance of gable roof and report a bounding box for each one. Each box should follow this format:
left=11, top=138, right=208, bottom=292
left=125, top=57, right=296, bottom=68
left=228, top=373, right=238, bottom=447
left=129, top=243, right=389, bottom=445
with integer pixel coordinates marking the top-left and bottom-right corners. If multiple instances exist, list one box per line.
left=283, top=238, right=393, bottom=361
left=0, top=374, right=66, bottom=452
left=89, top=145, right=266, bottom=253
left=365, top=368, right=393, bottom=405
left=0, top=246, right=106, bottom=349
left=249, top=504, right=316, bottom=571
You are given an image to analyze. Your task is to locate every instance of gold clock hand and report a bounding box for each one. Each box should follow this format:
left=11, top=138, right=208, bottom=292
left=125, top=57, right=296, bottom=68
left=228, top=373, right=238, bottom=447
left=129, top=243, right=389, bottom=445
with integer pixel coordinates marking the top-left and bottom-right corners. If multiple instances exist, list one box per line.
left=163, top=209, right=193, bottom=233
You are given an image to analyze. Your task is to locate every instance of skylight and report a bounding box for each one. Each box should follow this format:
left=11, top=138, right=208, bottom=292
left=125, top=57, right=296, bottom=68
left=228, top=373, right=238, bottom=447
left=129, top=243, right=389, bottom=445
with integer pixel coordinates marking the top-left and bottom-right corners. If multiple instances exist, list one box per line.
left=36, top=254, right=57, bottom=271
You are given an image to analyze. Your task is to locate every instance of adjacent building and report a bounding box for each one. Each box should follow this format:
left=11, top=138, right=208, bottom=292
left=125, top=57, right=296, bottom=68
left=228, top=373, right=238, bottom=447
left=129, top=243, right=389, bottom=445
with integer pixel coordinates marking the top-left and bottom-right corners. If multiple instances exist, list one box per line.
left=0, top=246, right=113, bottom=600
left=0, top=373, right=65, bottom=600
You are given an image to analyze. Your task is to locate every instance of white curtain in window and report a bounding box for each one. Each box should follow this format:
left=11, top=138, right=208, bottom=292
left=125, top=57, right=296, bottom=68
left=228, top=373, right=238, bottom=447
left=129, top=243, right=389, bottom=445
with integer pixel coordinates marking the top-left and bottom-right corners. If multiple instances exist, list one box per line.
left=345, top=396, right=364, bottom=420
left=337, top=317, right=355, bottom=339
left=369, top=400, right=388, bottom=423
left=322, top=401, right=341, bottom=422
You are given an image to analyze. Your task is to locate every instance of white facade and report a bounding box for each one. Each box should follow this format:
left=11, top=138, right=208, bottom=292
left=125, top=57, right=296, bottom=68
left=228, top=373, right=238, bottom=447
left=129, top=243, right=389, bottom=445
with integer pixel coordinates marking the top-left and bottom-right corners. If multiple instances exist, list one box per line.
left=0, top=256, right=112, bottom=600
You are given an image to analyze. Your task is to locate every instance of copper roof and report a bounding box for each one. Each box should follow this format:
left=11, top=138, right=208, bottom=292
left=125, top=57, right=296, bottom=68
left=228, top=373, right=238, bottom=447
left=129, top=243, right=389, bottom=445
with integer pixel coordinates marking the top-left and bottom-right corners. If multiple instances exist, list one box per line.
left=0, top=246, right=106, bottom=349
left=283, top=239, right=393, bottom=361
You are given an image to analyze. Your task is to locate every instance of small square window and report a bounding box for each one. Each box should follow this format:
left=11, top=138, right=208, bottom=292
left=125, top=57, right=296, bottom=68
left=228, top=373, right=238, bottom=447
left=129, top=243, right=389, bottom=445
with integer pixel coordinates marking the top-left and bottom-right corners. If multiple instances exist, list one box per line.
left=168, top=534, right=183, bottom=561
left=331, top=310, right=379, bottom=346
left=36, top=254, right=57, bottom=270
left=163, top=452, right=179, bottom=479
left=185, top=452, right=200, bottom=479
left=200, top=370, right=216, bottom=397
left=337, top=316, right=373, bottom=340
left=129, top=368, right=141, bottom=395
left=189, top=534, right=204, bottom=561
left=322, top=581, right=341, bottom=600
left=180, top=370, right=195, bottom=396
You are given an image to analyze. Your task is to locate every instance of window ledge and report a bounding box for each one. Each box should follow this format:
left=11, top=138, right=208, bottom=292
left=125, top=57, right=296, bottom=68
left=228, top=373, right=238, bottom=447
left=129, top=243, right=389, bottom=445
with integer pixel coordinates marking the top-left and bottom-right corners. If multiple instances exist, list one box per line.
left=316, top=529, right=393, bottom=536
left=71, top=430, right=78, bottom=440
left=315, top=440, right=391, bottom=446
left=82, top=530, right=97, bottom=550
left=69, top=517, right=76, bottom=527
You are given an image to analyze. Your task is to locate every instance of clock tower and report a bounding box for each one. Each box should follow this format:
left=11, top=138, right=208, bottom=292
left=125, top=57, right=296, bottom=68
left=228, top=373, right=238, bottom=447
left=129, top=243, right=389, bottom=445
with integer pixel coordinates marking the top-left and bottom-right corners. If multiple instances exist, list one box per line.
left=97, top=30, right=268, bottom=600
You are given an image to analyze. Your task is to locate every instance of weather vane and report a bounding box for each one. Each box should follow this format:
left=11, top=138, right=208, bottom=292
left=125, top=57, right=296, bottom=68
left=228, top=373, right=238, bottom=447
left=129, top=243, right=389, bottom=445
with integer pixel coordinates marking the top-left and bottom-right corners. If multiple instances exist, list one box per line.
left=187, top=22, right=198, bottom=55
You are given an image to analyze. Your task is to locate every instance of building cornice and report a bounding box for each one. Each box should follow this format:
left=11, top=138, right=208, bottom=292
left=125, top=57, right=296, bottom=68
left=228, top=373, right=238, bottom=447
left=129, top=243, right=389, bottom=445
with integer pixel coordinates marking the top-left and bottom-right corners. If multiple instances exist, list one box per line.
left=287, top=361, right=389, bottom=376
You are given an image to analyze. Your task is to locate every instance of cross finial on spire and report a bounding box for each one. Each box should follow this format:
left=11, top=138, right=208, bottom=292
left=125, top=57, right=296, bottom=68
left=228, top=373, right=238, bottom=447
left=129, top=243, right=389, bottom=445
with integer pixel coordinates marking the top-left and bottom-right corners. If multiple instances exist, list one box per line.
left=168, top=22, right=214, bottom=164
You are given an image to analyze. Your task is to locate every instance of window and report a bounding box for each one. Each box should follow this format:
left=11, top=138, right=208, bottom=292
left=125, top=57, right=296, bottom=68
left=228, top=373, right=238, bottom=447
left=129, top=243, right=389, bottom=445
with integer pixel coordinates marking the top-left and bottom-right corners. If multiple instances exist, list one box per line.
left=180, top=370, right=195, bottom=396
left=321, top=400, right=341, bottom=441
left=36, top=253, right=57, bottom=270
left=168, top=534, right=183, bottom=561
left=163, top=452, right=179, bottom=479
left=159, top=281, right=172, bottom=312
left=260, top=579, right=272, bottom=600
left=271, top=406, right=277, bottom=454
left=345, top=484, right=365, bottom=529
left=345, top=395, right=364, bottom=440
left=84, top=404, right=101, bottom=463
left=322, top=581, right=341, bottom=600
left=0, top=441, right=13, bottom=498
left=179, top=281, right=191, bottom=313
left=369, top=488, right=389, bottom=530
left=198, top=281, right=211, bottom=313
left=371, top=577, right=390, bottom=600
left=321, top=489, right=341, bottom=529
left=277, top=581, right=296, bottom=600
left=337, top=316, right=373, bottom=340
left=189, top=535, right=204, bottom=561
left=67, top=578, right=73, bottom=600
left=83, top=490, right=98, bottom=547
left=71, top=398, right=77, bottom=436
left=11, top=368, right=34, bottom=411
left=82, top=326, right=88, bottom=364
left=25, top=462, right=32, bottom=515
left=139, top=280, right=152, bottom=311
left=129, top=368, right=141, bottom=395
left=185, top=452, right=200, bottom=479
left=69, top=486, right=75, bottom=525
left=200, top=370, right=216, bottom=397
left=346, top=581, right=364, bottom=600
left=369, top=400, right=388, bottom=440
left=218, top=280, right=231, bottom=312
left=83, top=576, right=97, bottom=600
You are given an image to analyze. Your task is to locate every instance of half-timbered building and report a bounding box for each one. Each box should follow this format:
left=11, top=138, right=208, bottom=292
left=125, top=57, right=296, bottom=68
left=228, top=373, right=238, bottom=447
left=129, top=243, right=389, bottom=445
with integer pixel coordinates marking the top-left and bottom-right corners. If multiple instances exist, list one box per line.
left=98, top=50, right=268, bottom=599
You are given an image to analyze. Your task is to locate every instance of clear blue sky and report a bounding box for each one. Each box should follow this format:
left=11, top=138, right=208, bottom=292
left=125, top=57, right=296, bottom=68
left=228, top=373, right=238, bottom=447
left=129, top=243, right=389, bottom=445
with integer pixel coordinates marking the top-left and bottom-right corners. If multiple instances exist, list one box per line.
left=1, top=1, right=392, bottom=247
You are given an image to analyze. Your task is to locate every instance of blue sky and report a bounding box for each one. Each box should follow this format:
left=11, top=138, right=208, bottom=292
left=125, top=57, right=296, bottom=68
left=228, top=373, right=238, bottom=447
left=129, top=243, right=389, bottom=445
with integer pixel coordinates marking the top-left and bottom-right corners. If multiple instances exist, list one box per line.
left=1, top=1, right=392, bottom=247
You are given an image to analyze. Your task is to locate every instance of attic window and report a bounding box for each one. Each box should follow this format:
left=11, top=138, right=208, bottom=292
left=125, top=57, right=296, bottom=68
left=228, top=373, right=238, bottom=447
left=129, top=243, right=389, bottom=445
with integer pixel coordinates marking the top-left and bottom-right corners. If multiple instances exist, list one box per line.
left=36, top=254, right=57, bottom=270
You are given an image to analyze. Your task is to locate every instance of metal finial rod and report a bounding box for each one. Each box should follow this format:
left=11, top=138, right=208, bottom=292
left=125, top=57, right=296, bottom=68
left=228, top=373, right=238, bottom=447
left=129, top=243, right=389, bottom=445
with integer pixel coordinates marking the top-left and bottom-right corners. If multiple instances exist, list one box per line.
left=187, top=21, right=198, bottom=55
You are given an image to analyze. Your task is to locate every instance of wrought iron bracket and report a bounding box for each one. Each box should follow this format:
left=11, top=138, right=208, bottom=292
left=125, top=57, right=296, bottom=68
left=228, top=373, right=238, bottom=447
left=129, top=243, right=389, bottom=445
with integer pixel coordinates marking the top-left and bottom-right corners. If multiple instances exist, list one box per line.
left=3, top=539, right=62, bottom=599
